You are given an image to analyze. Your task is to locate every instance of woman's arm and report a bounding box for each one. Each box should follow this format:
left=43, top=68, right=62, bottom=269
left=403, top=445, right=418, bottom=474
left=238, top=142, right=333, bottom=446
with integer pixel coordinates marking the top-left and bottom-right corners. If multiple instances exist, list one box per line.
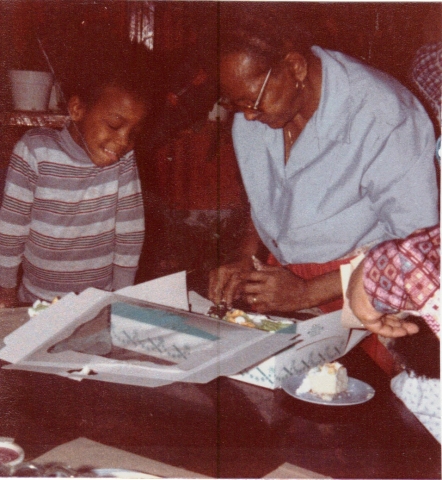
left=241, top=266, right=342, bottom=312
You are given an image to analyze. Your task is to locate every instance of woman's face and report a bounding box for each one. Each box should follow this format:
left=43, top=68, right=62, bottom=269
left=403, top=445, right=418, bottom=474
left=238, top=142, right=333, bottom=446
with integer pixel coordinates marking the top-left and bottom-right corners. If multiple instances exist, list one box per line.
left=220, top=52, right=304, bottom=129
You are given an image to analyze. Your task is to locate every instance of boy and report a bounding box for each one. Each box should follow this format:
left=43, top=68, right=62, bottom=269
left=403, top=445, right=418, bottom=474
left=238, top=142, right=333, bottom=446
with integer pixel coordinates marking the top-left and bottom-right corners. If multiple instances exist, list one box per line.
left=0, top=44, right=151, bottom=305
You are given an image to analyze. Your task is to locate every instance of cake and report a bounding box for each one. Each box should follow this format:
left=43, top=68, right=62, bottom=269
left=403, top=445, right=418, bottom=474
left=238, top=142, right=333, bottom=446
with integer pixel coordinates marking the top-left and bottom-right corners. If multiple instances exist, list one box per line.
left=207, top=305, right=293, bottom=332
left=28, top=297, right=59, bottom=318
left=296, top=362, right=348, bottom=400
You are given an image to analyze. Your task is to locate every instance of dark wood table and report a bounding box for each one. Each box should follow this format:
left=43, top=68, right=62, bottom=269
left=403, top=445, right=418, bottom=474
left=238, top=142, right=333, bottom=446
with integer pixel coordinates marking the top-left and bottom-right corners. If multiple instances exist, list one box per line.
left=0, top=345, right=439, bottom=478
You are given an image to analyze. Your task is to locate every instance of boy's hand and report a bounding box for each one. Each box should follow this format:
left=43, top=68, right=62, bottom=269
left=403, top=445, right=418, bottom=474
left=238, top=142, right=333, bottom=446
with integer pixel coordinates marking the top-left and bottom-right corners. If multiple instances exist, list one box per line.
left=0, top=287, right=18, bottom=308
left=359, top=313, right=420, bottom=338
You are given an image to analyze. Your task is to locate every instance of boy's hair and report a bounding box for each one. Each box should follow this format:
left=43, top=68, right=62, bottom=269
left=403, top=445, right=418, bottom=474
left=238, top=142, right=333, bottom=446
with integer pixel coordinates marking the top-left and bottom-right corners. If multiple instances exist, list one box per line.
left=61, top=36, right=153, bottom=110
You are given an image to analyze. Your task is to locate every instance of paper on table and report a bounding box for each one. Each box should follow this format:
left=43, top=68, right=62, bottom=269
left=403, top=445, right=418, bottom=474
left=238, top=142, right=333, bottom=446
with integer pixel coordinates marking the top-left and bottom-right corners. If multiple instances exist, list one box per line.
left=117, top=271, right=189, bottom=310
left=33, top=437, right=211, bottom=478
left=263, top=462, right=331, bottom=479
left=340, top=254, right=366, bottom=329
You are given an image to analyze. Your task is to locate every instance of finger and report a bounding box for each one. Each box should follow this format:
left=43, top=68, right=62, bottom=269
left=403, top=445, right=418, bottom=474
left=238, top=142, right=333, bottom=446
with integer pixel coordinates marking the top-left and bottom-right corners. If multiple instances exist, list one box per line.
left=224, top=272, right=244, bottom=308
left=242, top=280, right=264, bottom=295
left=384, top=315, right=420, bottom=336
left=208, top=268, right=233, bottom=305
left=208, top=269, right=222, bottom=304
left=377, top=324, right=412, bottom=338
left=247, top=267, right=279, bottom=280
left=366, top=316, right=419, bottom=338
left=363, top=318, right=391, bottom=335
left=401, top=322, right=420, bottom=335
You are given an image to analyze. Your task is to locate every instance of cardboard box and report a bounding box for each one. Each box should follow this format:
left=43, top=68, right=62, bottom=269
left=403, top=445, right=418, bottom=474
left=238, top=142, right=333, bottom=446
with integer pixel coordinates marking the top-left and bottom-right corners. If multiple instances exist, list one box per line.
left=185, top=290, right=368, bottom=389
left=0, top=273, right=301, bottom=387
left=229, top=309, right=368, bottom=389
left=0, top=272, right=368, bottom=389
left=225, top=256, right=370, bottom=389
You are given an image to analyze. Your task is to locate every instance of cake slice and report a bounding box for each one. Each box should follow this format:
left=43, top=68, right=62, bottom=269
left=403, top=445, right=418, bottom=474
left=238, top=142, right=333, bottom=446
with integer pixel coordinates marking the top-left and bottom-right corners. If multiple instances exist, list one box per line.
left=296, top=362, right=348, bottom=400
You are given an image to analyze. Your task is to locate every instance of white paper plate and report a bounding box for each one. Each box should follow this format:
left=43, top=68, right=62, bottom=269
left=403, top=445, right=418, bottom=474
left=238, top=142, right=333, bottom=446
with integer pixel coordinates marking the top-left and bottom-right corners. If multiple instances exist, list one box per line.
left=282, top=375, right=375, bottom=406
left=93, top=468, right=160, bottom=478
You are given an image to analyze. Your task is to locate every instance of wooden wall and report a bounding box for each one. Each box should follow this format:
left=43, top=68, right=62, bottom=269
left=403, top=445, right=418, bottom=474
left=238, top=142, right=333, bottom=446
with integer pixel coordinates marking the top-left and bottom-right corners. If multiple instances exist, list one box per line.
left=0, top=1, right=440, bottom=103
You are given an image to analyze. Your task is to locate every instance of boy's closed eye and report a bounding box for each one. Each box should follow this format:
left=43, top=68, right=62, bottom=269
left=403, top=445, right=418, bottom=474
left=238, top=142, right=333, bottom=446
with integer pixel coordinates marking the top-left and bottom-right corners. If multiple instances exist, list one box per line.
left=106, top=121, right=121, bottom=130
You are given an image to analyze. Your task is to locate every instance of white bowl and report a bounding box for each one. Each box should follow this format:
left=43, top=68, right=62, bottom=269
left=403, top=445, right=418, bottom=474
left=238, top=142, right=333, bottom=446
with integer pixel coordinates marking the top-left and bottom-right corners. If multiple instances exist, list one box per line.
left=0, top=441, right=25, bottom=466
left=8, top=70, right=53, bottom=111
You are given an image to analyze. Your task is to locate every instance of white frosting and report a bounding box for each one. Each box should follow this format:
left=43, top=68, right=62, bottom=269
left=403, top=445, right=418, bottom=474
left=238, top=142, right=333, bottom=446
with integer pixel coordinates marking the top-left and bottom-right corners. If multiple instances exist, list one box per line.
left=296, top=362, right=348, bottom=400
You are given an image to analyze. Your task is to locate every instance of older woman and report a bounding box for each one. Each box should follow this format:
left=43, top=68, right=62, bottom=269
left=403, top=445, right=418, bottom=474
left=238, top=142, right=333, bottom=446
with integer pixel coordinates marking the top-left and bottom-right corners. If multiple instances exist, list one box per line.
left=208, top=15, right=439, bottom=314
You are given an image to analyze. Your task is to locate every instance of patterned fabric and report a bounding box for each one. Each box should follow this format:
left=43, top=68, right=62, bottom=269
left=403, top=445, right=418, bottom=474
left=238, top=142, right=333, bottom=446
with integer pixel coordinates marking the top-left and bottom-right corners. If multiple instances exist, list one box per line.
left=363, top=225, right=440, bottom=336
left=391, top=371, right=440, bottom=443
left=411, top=42, right=442, bottom=126
left=0, top=127, right=145, bottom=302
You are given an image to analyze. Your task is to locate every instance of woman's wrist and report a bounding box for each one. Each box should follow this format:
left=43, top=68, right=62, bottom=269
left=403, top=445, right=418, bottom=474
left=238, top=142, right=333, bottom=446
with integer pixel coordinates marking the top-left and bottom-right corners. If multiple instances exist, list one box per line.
left=302, top=270, right=343, bottom=309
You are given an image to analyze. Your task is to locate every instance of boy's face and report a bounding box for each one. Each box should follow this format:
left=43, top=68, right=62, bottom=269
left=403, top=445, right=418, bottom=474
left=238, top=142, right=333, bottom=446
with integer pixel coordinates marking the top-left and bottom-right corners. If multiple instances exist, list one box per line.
left=68, top=86, right=147, bottom=167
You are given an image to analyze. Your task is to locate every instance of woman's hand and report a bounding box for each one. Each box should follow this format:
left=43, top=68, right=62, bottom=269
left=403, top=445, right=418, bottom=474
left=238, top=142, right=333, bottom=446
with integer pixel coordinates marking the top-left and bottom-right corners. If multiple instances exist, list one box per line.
left=208, top=259, right=254, bottom=308
left=240, top=265, right=343, bottom=313
left=241, top=265, right=308, bottom=312
left=347, top=262, right=419, bottom=338
left=210, top=260, right=343, bottom=313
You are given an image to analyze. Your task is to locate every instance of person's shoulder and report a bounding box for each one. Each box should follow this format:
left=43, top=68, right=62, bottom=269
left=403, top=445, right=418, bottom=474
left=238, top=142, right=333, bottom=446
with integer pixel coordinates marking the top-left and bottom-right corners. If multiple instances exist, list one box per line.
left=319, top=47, right=422, bottom=110
left=18, top=127, right=63, bottom=150
left=13, top=128, right=75, bottom=168
left=320, top=48, right=431, bottom=134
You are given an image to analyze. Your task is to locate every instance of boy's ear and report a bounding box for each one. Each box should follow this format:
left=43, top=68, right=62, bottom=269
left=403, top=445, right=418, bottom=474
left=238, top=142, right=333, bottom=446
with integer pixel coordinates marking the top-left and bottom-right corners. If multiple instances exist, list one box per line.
left=68, top=96, right=86, bottom=122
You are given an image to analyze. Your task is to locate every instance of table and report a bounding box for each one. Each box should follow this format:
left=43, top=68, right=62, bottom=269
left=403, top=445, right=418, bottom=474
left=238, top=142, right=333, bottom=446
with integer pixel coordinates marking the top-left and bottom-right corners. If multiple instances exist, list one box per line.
left=0, top=342, right=439, bottom=479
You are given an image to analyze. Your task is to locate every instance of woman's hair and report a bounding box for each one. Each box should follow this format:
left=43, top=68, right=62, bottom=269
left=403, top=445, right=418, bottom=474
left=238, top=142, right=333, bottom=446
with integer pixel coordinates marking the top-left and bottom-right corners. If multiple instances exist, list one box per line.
left=220, top=6, right=314, bottom=72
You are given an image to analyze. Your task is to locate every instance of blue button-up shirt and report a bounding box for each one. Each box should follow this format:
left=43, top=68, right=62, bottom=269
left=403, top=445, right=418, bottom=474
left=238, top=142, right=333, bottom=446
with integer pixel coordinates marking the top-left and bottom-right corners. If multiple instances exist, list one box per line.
left=232, top=47, right=439, bottom=264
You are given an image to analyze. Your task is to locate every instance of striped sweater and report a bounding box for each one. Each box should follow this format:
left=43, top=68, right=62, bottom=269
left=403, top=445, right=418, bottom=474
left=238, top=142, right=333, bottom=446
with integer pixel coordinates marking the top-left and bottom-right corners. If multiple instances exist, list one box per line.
left=0, top=127, right=145, bottom=302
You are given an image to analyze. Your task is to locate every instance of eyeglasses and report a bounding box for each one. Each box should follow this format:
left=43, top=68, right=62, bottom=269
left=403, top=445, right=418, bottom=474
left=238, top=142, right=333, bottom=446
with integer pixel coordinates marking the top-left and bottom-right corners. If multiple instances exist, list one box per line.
left=219, top=68, right=272, bottom=113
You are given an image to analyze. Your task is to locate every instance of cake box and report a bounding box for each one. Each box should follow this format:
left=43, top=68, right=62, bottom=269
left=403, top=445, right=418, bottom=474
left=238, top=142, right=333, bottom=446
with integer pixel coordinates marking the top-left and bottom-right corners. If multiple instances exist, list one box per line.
left=228, top=309, right=367, bottom=389
left=0, top=272, right=368, bottom=389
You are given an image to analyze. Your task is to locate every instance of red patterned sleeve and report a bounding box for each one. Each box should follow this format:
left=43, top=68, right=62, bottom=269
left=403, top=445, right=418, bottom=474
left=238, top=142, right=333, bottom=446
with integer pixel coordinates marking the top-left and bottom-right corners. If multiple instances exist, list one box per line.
left=362, top=225, right=440, bottom=334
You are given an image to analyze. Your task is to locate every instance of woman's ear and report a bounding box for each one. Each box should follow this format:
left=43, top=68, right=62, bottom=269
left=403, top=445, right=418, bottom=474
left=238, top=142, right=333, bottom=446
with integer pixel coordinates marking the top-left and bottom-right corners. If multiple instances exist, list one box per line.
left=67, top=95, right=86, bottom=122
left=283, top=52, right=308, bottom=83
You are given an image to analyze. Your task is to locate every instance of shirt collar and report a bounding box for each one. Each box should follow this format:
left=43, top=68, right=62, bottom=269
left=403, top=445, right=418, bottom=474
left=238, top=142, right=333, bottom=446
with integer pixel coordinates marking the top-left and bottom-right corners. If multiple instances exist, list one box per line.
left=59, top=124, right=93, bottom=164
left=311, top=46, right=354, bottom=145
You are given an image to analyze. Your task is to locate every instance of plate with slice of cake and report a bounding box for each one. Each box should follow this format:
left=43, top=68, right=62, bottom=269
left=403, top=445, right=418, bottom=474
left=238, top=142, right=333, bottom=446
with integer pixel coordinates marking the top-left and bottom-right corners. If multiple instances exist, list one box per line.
left=282, top=361, right=375, bottom=406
